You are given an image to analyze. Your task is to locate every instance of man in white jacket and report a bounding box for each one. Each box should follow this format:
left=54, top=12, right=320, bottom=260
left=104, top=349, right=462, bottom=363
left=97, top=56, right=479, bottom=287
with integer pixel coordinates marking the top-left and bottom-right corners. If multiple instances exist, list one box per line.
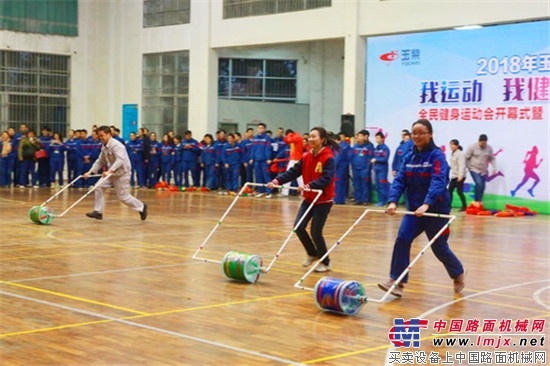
left=83, top=125, right=147, bottom=221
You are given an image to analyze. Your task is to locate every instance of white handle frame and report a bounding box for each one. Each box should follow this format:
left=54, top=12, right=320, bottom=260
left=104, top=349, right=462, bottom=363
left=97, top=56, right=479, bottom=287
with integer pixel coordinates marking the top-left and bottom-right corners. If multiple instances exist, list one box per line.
left=192, top=182, right=322, bottom=274
left=56, top=174, right=113, bottom=217
left=294, top=209, right=456, bottom=304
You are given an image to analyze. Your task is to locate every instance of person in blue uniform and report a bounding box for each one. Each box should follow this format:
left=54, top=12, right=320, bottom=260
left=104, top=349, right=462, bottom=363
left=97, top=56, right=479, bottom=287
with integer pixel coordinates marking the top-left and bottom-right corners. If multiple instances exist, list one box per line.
left=75, top=130, right=94, bottom=188
left=250, top=123, right=273, bottom=197
left=181, top=130, right=201, bottom=187
left=333, top=133, right=351, bottom=204
left=160, top=134, right=175, bottom=185
left=147, top=132, right=162, bottom=188
left=240, top=128, right=254, bottom=185
left=200, top=134, right=217, bottom=190
left=221, top=133, right=242, bottom=193
left=126, top=132, right=146, bottom=188
left=48, top=132, right=66, bottom=186
left=36, top=127, right=52, bottom=187
left=378, top=119, right=465, bottom=298
left=391, top=129, right=412, bottom=177
left=349, top=129, right=374, bottom=205
left=64, top=129, right=79, bottom=183
left=371, top=132, right=390, bottom=206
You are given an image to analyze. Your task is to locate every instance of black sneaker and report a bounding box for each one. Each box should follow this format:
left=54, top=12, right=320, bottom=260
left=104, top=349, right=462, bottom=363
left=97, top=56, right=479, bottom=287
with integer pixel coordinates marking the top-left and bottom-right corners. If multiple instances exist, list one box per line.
left=140, top=203, right=148, bottom=221
left=86, top=211, right=103, bottom=220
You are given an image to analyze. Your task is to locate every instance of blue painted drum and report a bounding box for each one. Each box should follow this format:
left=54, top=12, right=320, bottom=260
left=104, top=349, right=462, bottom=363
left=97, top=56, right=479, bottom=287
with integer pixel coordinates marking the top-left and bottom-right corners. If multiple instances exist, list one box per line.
left=313, top=277, right=367, bottom=315
left=221, top=251, right=263, bottom=283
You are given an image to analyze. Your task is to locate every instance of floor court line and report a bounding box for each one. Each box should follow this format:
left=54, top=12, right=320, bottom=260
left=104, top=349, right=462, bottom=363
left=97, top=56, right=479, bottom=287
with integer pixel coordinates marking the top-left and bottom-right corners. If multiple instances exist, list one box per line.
left=10, top=262, right=197, bottom=283
left=381, top=278, right=550, bottom=366
left=533, top=285, right=550, bottom=310
left=1, top=281, right=149, bottom=316
left=292, top=279, right=550, bottom=365
left=0, top=291, right=311, bottom=338
left=1, top=290, right=306, bottom=365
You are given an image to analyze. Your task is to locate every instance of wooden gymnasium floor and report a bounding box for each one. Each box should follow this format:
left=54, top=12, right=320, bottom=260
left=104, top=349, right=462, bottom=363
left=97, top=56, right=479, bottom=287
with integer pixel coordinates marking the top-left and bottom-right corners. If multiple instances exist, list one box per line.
left=1, top=186, right=549, bottom=365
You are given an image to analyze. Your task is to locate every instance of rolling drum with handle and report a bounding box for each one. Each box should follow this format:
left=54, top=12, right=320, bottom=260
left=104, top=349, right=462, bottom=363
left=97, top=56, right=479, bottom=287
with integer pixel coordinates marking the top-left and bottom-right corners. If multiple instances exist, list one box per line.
left=221, top=251, right=264, bottom=283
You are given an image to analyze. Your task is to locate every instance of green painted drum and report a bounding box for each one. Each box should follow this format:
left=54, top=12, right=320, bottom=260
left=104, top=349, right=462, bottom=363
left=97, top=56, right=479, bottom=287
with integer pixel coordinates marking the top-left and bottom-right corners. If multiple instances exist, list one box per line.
left=28, top=206, right=55, bottom=225
left=313, top=277, right=367, bottom=315
left=221, top=251, right=263, bottom=283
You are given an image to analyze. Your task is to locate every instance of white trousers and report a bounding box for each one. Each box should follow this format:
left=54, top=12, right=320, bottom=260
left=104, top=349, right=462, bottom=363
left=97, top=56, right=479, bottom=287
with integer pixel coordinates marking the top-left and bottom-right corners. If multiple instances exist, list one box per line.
left=94, top=174, right=144, bottom=213
left=281, top=159, right=303, bottom=196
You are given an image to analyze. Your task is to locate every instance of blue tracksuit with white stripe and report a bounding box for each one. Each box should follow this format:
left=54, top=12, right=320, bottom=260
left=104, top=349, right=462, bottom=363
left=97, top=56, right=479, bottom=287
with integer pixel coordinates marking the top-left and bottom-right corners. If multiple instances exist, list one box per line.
left=160, top=143, right=175, bottom=184
left=221, top=142, right=242, bottom=192
left=240, top=139, right=253, bottom=184
left=181, top=138, right=200, bottom=187
left=250, top=132, right=272, bottom=193
left=48, top=141, right=66, bottom=185
left=372, top=142, right=390, bottom=205
left=64, top=138, right=79, bottom=182
left=148, top=141, right=162, bottom=187
left=387, top=142, right=463, bottom=284
left=334, top=140, right=351, bottom=204
left=392, top=139, right=414, bottom=173
left=349, top=141, right=374, bottom=204
left=201, top=143, right=217, bottom=189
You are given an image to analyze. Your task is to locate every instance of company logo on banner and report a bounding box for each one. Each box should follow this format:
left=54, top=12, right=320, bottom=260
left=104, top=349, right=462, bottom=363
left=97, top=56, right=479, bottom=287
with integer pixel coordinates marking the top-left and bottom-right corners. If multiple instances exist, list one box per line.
left=366, top=20, right=549, bottom=213
left=379, top=49, right=421, bottom=66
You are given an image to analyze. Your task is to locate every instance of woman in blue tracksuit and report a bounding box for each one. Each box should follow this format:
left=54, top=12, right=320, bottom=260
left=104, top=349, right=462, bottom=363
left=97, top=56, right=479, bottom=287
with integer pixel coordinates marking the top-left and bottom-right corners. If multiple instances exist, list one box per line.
left=160, top=134, right=175, bottom=184
left=200, top=134, right=217, bottom=190
left=221, top=133, right=242, bottom=193
left=172, top=135, right=184, bottom=186
left=48, top=132, right=66, bottom=186
left=147, top=132, right=162, bottom=188
left=379, top=119, right=465, bottom=298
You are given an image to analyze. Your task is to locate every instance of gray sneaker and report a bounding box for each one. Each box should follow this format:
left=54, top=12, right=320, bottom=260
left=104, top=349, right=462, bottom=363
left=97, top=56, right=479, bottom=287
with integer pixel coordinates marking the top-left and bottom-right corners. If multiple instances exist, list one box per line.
left=302, top=256, right=317, bottom=267
left=314, top=263, right=332, bottom=272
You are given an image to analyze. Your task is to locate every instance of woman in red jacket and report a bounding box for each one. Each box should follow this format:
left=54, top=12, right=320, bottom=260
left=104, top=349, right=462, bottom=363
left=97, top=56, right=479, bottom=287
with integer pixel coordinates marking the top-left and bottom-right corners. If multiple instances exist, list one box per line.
left=268, top=127, right=339, bottom=272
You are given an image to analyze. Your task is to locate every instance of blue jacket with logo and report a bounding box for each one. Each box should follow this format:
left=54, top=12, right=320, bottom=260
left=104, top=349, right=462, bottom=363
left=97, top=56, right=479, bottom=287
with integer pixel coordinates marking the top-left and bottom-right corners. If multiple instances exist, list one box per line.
left=372, top=143, right=390, bottom=172
left=251, top=133, right=272, bottom=162
left=388, top=142, right=450, bottom=213
left=349, top=142, right=374, bottom=170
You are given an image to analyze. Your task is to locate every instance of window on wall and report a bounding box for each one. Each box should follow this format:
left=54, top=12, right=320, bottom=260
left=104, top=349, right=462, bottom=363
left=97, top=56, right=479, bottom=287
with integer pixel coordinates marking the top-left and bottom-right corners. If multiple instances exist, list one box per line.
left=142, top=51, right=189, bottom=135
left=0, top=0, right=78, bottom=36
left=218, top=58, right=297, bottom=102
left=0, top=51, right=70, bottom=135
left=223, top=0, right=331, bottom=19
left=143, top=0, right=190, bottom=27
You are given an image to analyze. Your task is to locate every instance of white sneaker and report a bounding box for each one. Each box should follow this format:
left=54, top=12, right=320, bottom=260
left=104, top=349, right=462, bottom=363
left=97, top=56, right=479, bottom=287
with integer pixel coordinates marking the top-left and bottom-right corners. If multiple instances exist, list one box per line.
left=255, top=193, right=265, bottom=198
left=264, top=194, right=272, bottom=199
left=302, top=256, right=317, bottom=267
left=314, top=263, right=332, bottom=272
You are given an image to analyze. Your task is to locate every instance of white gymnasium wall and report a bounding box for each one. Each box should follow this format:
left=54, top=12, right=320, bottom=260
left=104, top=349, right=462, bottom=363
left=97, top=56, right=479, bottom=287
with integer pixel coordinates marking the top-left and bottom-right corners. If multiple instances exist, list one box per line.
left=218, top=99, right=309, bottom=134
left=216, top=39, right=345, bottom=135
left=1, top=0, right=547, bottom=136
